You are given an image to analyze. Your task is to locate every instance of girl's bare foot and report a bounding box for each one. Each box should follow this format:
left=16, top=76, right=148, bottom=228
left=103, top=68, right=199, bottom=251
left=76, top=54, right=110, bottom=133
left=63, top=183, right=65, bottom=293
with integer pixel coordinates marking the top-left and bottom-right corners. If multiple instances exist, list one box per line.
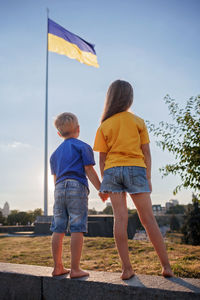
left=162, top=266, right=174, bottom=277
left=52, top=266, right=70, bottom=277
left=70, top=269, right=89, bottom=279
left=121, top=268, right=135, bottom=280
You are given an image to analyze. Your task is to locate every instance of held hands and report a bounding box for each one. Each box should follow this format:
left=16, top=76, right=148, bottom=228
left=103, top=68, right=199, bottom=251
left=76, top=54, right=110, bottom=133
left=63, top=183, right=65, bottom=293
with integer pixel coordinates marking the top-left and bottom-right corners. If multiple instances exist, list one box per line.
left=99, top=192, right=109, bottom=202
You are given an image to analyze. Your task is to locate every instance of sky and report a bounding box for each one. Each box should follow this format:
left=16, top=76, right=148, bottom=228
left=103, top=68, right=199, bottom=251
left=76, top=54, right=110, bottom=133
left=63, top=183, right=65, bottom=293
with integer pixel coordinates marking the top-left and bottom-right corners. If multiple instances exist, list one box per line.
left=0, top=0, right=199, bottom=214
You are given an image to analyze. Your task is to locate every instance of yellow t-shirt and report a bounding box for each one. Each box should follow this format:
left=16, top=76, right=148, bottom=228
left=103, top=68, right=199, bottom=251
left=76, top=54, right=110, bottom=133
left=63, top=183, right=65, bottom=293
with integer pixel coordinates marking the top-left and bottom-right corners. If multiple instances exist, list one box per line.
left=93, top=111, right=150, bottom=170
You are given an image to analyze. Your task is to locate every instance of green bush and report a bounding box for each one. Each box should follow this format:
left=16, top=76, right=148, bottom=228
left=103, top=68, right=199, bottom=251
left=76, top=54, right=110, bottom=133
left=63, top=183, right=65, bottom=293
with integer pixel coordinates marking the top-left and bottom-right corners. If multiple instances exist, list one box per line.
left=181, top=195, right=200, bottom=245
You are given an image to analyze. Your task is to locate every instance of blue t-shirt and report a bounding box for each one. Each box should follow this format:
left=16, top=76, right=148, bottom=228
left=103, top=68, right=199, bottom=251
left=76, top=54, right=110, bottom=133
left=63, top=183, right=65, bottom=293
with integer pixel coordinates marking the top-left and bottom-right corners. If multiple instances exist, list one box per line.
left=50, top=138, right=95, bottom=188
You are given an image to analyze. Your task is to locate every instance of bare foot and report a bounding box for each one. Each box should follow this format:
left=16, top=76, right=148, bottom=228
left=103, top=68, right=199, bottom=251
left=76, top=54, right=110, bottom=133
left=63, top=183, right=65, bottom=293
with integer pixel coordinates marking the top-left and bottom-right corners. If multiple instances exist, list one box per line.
left=70, top=269, right=89, bottom=279
left=121, top=268, right=135, bottom=280
left=52, top=267, right=70, bottom=277
left=162, top=266, right=174, bottom=277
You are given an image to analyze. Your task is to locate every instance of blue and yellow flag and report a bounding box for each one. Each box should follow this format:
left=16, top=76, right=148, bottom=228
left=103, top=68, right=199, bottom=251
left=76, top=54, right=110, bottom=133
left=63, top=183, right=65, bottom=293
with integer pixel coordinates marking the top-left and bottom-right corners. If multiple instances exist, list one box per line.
left=48, top=19, right=99, bottom=68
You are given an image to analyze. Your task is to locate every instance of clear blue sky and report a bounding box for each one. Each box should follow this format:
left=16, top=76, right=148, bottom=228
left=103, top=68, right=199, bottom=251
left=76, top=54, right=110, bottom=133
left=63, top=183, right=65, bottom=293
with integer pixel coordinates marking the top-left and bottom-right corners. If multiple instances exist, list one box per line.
left=0, top=0, right=199, bottom=213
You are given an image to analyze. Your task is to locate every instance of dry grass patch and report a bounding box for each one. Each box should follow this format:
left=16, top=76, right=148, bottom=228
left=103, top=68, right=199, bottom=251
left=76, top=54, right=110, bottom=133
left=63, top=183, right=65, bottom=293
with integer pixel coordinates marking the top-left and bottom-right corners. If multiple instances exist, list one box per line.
left=0, top=236, right=199, bottom=278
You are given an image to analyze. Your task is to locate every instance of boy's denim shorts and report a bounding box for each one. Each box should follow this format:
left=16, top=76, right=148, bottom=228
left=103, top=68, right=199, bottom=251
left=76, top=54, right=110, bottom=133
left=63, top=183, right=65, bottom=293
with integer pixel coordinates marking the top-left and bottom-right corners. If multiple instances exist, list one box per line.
left=50, top=179, right=89, bottom=234
left=100, top=166, right=150, bottom=194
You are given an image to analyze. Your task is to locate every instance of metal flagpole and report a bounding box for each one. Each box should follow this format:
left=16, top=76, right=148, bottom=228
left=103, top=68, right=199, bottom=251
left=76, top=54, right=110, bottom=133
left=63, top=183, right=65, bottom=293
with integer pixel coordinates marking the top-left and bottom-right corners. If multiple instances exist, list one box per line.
left=44, top=8, right=49, bottom=216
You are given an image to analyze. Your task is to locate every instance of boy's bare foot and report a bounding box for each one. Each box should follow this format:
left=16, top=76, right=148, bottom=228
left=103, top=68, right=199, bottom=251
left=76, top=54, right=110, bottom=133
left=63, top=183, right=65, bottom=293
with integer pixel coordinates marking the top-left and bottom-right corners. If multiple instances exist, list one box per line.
left=162, top=266, right=174, bottom=277
left=52, top=267, right=70, bottom=277
left=70, top=269, right=89, bottom=279
left=121, top=268, right=135, bottom=280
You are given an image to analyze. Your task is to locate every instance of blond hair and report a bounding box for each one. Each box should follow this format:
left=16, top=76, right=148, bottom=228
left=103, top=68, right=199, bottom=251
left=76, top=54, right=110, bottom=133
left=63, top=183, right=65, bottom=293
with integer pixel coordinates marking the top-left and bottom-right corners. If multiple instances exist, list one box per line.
left=101, top=80, right=133, bottom=123
left=54, top=112, right=78, bottom=137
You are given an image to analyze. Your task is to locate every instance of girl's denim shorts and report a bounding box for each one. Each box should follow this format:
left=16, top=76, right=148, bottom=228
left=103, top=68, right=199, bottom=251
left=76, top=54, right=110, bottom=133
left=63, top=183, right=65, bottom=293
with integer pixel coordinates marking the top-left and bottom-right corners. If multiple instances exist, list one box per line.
left=50, top=179, right=88, bottom=234
left=100, top=166, right=150, bottom=194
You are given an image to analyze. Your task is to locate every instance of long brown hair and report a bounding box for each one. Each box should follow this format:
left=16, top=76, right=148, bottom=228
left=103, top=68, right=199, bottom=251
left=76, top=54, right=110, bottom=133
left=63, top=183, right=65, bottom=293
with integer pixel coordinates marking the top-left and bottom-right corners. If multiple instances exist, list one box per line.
left=101, top=80, right=133, bottom=123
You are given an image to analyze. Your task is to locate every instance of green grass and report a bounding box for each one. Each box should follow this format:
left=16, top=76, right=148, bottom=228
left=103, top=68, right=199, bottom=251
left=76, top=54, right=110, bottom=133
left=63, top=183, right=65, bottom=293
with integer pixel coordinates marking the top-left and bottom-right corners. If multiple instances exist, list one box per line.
left=0, top=235, right=199, bottom=278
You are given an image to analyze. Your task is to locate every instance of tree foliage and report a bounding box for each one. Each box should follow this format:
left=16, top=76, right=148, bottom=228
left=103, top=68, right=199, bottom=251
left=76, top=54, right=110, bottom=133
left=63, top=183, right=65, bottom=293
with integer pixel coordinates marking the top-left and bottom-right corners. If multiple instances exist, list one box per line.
left=32, top=208, right=42, bottom=219
left=170, top=215, right=180, bottom=231
left=102, top=205, right=113, bottom=215
left=166, top=205, right=185, bottom=214
left=6, top=208, right=43, bottom=225
left=147, top=95, right=200, bottom=196
left=88, top=208, right=98, bottom=215
left=181, top=194, right=200, bottom=245
left=0, top=211, right=6, bottom=225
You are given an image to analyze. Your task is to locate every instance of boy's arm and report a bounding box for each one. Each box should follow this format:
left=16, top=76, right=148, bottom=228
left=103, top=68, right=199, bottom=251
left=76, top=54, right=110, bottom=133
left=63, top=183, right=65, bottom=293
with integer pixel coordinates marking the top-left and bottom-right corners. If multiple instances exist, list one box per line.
left=84, top=165, right=101, bottom=191
left=141, top=143, right=152, bottom=192
left=99, top=152, right=107, bottom=178
left=84, top=165, right=108, bottom=202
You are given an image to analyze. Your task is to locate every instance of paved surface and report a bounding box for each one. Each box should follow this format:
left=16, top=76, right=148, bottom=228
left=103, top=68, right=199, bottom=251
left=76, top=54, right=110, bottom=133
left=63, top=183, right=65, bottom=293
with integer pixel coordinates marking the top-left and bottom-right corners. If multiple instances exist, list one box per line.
left=0, top=262, right=200, bottom=300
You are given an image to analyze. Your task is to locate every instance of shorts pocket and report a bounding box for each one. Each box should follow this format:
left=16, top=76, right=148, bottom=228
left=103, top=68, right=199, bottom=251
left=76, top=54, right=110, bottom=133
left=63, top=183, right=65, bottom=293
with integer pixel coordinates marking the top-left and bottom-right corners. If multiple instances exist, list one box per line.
left=128, top=167, right=147, bottom=186
left=103, top=167, right=117, bottom=185
left=67, top=181, right=88, bottom=198
left=104, top=168, right=115, bottom=176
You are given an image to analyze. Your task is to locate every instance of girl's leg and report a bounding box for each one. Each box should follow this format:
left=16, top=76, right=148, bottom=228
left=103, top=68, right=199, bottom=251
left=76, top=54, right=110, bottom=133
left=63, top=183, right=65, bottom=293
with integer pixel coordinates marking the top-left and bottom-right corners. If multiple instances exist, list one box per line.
left=110, top=192, right=135, bottom=279
left=51, top=232, right=70, bottom=276
left=130, top=193, right=173, bottom=277
left=70, top=232, right=89, bottom=278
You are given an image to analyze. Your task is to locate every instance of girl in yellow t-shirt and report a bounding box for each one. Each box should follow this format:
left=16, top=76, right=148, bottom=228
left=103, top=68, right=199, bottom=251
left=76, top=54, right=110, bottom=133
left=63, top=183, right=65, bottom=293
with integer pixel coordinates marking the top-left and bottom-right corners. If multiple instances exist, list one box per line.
left=94, top=80, right=173, bottom=280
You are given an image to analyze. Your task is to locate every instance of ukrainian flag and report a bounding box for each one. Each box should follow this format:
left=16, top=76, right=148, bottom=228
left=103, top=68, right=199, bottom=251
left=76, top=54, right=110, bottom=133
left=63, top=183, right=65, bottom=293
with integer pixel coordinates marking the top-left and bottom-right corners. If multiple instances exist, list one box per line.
left=48, top=19, right=99, bottom=68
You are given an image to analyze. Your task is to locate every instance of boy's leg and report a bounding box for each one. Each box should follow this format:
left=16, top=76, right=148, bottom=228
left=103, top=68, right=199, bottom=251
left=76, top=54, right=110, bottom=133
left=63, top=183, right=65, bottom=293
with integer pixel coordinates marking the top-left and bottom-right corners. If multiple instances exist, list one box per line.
left=110, top=192, right=135, bottom=280
left=70, top=232, right=89, bottom=278
left=130, top=193, right=173, bottom=277
left=67, top=180, right=89, bottom=278
left=51, top=232, right=70, bottom=276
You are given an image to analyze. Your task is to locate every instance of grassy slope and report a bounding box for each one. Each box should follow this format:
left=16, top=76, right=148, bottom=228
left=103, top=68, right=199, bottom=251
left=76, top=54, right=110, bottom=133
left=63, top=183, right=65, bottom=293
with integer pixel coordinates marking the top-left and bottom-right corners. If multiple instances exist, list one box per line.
left=0, top=235, right=199, bottom=278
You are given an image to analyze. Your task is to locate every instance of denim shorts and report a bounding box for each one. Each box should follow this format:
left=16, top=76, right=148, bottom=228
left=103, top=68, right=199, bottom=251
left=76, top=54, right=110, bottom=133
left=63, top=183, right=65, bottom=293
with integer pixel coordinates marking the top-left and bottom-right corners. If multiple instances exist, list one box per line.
left=50, top=179, right=89, bottom=234
left=100, top=166, right=150, bottom=194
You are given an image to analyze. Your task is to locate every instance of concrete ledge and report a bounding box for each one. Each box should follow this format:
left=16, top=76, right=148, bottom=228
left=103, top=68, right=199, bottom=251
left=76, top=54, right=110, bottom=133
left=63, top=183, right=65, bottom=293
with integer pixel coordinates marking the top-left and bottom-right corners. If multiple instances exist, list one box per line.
left=0, top=263, right=200, bottom=300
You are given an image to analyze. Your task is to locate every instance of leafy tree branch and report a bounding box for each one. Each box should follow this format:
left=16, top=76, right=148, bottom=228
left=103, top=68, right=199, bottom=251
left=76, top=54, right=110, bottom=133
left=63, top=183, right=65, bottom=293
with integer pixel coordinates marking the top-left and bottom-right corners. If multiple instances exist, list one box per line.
left=147, top=95, right=200, bottom=197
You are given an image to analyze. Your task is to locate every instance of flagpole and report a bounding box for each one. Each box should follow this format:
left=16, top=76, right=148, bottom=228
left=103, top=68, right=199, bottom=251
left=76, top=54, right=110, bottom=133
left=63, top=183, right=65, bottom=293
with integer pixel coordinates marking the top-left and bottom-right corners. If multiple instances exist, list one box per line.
left=44, top=8, right=49, bottom=216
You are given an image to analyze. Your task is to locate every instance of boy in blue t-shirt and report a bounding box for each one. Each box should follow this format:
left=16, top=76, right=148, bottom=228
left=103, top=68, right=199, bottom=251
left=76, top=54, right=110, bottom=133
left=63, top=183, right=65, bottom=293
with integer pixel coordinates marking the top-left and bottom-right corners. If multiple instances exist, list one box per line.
left=50, top=112, right=107, bottom=278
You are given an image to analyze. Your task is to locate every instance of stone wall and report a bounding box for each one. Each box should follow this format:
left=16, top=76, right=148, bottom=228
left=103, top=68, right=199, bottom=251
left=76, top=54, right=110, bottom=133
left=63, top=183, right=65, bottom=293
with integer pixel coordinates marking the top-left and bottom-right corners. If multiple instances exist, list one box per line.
left=0, top=263, right=200, bottom=300
left=0, top=225, right=34, bottom=233
left=33, top=215, right=138, bottom=238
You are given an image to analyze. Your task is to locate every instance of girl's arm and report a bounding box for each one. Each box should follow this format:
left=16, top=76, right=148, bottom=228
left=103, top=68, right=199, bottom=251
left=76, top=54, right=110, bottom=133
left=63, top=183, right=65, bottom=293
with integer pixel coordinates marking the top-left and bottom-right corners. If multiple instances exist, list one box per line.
left=99, top=152, right=107, bottom=178
left=141, top=143, right=152, bottom=192
left=84, top=165, right=101, bottom=191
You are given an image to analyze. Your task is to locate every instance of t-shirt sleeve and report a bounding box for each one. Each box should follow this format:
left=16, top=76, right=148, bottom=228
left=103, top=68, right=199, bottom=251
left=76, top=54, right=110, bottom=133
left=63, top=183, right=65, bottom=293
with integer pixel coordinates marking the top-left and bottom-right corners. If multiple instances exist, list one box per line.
left=81, top=144, right=95, bottom=166
left=93, top=127, right=108, bottom=153
left=140, top=121, right=150, bottom=144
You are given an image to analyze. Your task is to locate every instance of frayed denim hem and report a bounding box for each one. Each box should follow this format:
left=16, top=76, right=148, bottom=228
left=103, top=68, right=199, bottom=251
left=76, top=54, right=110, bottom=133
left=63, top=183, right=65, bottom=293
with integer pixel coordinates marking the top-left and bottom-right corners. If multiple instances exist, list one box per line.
left=128, top=191, right=151, bottom=195
left=100, top=190, right=151, bottom=195
left=100, top=190, right=125, bottom=194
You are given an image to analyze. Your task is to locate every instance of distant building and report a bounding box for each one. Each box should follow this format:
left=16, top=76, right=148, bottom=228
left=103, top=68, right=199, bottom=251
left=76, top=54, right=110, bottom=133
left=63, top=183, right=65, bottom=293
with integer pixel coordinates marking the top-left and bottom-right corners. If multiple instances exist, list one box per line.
left=152, top=204, right=165, bottom=216
left=165, top=202, right=172, bottom=210
left=0, top=202, right=10, bottom=217
left=152, top=204, right=162, bottom=212
left=170, top=199, right=179, bottom=206
left=166, top=199, right=179, bottom=210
